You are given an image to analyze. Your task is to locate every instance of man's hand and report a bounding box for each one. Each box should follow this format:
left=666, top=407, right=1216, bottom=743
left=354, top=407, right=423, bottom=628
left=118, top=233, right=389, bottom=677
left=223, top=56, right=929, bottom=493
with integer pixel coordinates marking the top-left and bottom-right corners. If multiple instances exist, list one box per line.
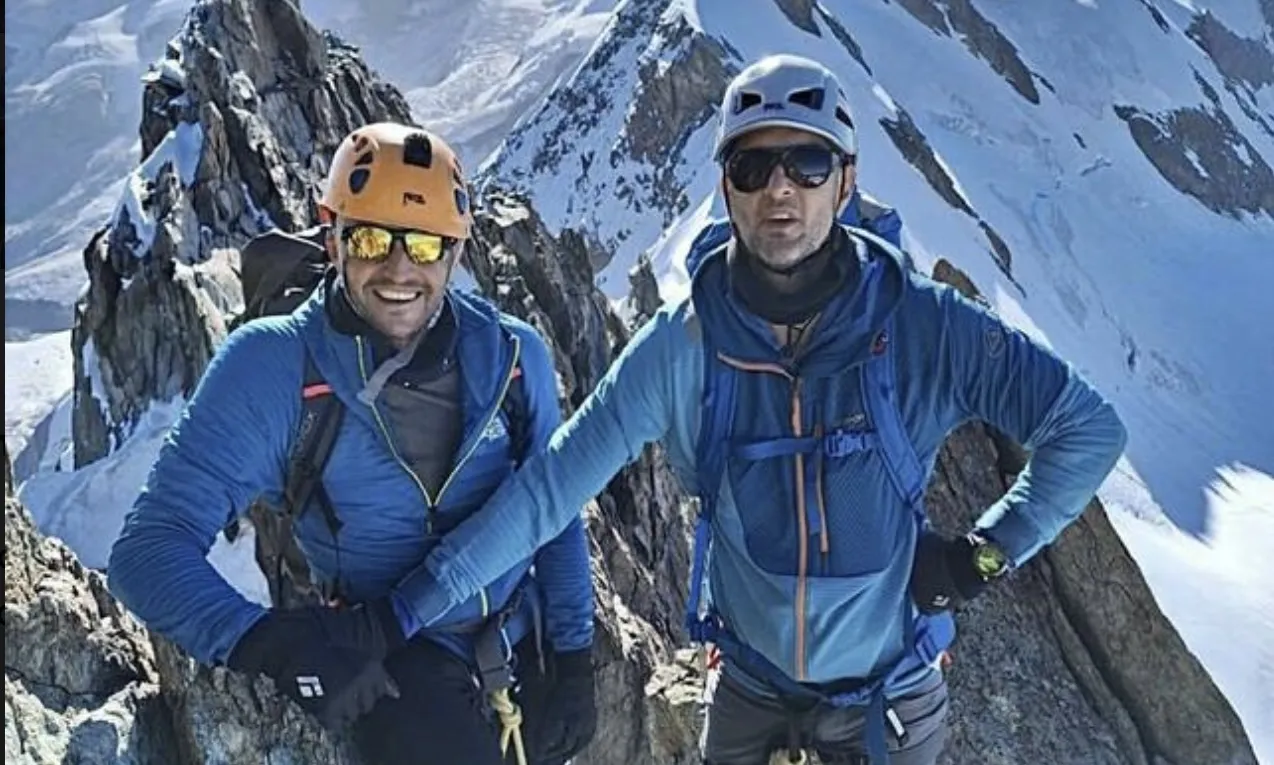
left=909, top=530, right=1009, bottom=614
left=526, top=649, right=598, bottom=762
left=227, top=605, right=404, bottom=730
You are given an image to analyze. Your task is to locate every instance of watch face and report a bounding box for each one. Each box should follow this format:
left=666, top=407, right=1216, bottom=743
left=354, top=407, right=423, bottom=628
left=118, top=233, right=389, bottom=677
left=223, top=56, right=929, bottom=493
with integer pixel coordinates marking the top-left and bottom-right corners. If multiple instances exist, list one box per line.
left=974, top=544, right=1007, bottom=578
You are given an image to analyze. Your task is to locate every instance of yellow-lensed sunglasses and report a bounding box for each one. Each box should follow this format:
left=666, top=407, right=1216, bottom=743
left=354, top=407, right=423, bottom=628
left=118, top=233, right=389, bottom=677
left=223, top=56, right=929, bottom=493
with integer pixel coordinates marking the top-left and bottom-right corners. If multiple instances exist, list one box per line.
left=340, top=224, right=450, bottom=266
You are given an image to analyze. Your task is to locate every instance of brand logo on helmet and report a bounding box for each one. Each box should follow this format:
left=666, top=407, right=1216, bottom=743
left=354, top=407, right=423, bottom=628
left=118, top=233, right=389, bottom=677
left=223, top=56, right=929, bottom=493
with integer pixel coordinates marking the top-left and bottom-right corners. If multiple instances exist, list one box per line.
left=402, top=191, right=426, bottom=206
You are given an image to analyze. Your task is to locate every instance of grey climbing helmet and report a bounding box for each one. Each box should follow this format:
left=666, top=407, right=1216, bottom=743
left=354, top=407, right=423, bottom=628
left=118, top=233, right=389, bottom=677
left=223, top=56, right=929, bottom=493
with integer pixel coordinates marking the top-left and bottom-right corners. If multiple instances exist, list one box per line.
left=713, top=54, right=858, bottom=162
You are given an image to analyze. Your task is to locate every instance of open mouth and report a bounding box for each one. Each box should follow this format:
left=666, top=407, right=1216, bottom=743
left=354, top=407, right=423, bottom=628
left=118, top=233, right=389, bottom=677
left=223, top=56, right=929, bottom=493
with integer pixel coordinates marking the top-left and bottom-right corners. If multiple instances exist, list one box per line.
left=372, top=287, right=423, bottom=304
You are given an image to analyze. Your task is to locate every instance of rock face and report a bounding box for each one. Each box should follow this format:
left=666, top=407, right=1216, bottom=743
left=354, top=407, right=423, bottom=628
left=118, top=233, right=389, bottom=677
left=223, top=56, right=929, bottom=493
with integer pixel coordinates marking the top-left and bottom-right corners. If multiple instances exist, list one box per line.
left=482, top=0, right=736, bottom=270
left=71, top=0, right=413, bottom=469
left=20, top=0, right=1258, bottom=763
left=5, top=490, right=172, bottom=765
left=1118, top=9, right=1274, bottom=217
left=893, top=0, right=1040, bottom=104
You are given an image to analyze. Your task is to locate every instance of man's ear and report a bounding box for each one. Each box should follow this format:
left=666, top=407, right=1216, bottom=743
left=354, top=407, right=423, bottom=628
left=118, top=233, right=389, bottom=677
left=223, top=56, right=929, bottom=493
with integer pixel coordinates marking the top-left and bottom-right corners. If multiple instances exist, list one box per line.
left=318, top=206, right=340, bottom=264
left=324, top=228, right=339, bottom=264
left=836, top=161, right=857, bottom=214
left=720, top=176, right=734, bottom=220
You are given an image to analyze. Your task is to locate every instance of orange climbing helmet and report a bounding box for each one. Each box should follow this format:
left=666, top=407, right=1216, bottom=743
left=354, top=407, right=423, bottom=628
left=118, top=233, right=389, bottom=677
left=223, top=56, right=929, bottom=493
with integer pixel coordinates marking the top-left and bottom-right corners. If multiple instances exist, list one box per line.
left=319, top=122, right=472, bottom=239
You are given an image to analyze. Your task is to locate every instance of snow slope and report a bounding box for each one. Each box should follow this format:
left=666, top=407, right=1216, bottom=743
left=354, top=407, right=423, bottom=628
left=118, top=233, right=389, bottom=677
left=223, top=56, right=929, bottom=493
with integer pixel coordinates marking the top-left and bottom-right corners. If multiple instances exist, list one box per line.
left=4, top=0, right=192, bottom=337
left=304, top=0, right=618, bottom=170
left=480, top=0, right=1274, bottom=757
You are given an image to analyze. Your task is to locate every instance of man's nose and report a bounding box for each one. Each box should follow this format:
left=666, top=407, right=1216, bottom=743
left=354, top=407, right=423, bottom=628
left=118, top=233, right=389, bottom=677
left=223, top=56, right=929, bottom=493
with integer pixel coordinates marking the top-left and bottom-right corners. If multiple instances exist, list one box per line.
left=381, top=240, right=416, bottom=278
left=764, top=162, right=797, bottom=196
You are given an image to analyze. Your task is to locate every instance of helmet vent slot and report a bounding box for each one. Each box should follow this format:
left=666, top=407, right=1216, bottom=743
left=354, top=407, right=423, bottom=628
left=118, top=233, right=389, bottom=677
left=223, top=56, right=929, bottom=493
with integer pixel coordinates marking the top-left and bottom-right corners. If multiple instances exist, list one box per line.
left=402, top=132, right=434, bottom=168
left=835, top=106, right=855, bottom=130
left=788, top=87, right=825, bottom=110
left=735, top=91, right=763, bottom=113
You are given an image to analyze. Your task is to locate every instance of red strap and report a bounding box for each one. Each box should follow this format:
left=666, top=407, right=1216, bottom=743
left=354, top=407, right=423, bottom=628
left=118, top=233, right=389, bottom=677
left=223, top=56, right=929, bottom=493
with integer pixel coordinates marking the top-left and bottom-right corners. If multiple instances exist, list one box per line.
left=302, top=382, right=333, bottom=399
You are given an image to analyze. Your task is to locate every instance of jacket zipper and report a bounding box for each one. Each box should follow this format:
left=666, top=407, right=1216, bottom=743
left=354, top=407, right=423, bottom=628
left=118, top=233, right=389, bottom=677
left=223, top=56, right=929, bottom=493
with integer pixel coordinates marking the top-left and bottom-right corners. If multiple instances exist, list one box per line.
left=718, top=353, right=810, bottom=681
left=355, top=334, right=522, bottom=620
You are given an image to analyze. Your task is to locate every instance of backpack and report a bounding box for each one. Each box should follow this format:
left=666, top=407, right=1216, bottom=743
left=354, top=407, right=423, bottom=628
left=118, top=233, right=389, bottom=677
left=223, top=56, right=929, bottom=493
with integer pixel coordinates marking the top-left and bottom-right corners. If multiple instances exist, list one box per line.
left=228, top=227, right=330, bottom=332
left=681, top=226, right=954, bottom=765
left=683, top=189, right=905, bottom=277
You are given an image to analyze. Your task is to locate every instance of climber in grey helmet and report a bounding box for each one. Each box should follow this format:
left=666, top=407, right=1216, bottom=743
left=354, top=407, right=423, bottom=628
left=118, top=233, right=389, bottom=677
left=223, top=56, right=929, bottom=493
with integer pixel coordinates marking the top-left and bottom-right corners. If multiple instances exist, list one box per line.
left=371, top=53, right=1127, bottom=765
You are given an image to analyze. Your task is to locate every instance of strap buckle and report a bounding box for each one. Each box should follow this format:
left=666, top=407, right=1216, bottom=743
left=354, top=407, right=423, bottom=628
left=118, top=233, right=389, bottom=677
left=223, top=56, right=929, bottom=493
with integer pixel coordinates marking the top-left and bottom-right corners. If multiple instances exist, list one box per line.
left=822, top=429, right=875, bottom=458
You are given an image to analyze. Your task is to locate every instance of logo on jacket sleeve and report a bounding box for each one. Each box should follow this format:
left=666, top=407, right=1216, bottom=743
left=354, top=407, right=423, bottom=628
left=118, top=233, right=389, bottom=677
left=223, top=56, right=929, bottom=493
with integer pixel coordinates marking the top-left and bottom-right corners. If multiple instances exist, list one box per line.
left=984, top=325, right=1006, bottom=359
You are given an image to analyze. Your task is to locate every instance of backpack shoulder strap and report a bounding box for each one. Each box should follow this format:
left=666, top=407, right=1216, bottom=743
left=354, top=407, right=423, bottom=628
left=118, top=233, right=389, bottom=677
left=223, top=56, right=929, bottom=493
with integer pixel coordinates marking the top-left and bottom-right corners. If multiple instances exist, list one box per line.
left=861, top=316, right=926, bottom=524
left=501, top=364, right=530, bottom=468
left=497, top=325, right=531, bottom=468
left=685, top=306, right=737, bottom=642
left=282, top=349, right=346, bottom=536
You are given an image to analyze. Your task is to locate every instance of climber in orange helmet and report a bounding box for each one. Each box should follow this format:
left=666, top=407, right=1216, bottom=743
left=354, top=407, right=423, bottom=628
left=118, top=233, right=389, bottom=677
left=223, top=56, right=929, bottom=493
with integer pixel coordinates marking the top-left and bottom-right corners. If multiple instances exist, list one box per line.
left=109, top=121, right=598, bottom=765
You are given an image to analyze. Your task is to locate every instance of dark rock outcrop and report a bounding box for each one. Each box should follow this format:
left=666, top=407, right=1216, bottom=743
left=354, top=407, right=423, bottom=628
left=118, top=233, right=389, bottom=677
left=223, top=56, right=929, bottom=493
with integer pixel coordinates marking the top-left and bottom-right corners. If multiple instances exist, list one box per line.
left=1186, top=11, right=1274, bottom=91
left=879, top=106, right=1021, bottom=289
left=620, top=23, right=734, bottom=232
left=71, top=0, right=413, bottom=469
left=1114, top=100, right=1274, bottom=220
left=627, top=252, right=665, bottom=327
left=893, top=0, right=1039, bottom=104
left=774, top=0, right=819, bottom=35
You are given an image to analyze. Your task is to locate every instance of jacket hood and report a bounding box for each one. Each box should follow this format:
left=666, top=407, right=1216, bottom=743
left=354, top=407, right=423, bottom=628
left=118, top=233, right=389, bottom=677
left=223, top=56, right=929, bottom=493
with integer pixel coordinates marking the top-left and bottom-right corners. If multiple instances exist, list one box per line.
left=690, top=224, right=909, bottom=376
left=291, top=275, right=518, bottom=432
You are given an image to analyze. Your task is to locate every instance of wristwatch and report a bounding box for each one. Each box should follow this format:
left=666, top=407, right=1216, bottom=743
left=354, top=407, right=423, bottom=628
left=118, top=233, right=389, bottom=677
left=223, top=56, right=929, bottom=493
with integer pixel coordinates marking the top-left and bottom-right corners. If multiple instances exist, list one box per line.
left=967, top=533, right=1010, bottom=581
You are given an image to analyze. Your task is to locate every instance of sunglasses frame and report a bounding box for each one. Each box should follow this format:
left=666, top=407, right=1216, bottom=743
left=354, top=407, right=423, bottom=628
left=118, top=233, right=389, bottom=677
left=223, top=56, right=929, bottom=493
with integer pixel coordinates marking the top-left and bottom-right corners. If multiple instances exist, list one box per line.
left=725, top=144, right=847, bottom=194
left=339, top=223, right=454, bottom=266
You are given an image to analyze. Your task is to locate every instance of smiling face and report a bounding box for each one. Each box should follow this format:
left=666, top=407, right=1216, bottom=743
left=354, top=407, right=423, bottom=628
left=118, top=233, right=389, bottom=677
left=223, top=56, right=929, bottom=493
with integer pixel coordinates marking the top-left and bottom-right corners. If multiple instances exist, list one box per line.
left=333, top=215, right=456, bottom=348
left=723, top=126, right=856, bottom=273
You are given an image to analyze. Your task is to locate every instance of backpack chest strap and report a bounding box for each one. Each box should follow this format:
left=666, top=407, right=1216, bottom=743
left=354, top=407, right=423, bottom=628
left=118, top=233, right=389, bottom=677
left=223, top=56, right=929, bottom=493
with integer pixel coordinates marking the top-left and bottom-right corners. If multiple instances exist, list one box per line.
left=734, top=428, right=880, bottom=462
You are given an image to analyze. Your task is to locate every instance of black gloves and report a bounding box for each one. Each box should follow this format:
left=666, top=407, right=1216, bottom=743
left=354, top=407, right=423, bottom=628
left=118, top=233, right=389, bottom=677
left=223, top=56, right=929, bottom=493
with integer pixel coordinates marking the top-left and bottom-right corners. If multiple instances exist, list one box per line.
left=910, top=530, right=1009, bottom=615
left=227, top=598, right=408, bottom=730
left=311, top=597, right=408, bottom=660
left=527, top=649, right=598, bottom=763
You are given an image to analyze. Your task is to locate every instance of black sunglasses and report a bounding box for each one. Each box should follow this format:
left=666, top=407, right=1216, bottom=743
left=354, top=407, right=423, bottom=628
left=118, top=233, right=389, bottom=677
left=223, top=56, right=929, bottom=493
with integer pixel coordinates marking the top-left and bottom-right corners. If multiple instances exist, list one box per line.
left=725, top=144, right=843, bottom=194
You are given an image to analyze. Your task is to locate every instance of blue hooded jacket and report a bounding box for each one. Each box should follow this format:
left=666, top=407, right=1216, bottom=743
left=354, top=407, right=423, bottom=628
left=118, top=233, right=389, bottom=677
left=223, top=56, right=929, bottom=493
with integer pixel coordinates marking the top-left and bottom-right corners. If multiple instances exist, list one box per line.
left=107, top=283, right=594, bottom=666
left=366, top=227, right=1127, bottom=694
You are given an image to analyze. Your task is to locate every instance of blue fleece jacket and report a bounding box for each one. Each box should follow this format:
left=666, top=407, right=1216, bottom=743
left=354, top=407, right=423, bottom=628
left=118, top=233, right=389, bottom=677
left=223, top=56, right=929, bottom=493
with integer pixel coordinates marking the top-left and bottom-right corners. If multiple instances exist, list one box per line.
left=384, top=227, right=1128, bottom=689
left=107, top=285, right=593, bottom=665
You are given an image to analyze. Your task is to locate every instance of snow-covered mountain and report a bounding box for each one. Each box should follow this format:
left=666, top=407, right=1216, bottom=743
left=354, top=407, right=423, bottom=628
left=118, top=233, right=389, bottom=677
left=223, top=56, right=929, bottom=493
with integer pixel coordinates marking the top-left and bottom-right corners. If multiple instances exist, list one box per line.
left=3, top=0, right=615, bottom=340
left=304, top=0, right=618, bottom=170
left=477, top=0, right=1274, bottom=757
